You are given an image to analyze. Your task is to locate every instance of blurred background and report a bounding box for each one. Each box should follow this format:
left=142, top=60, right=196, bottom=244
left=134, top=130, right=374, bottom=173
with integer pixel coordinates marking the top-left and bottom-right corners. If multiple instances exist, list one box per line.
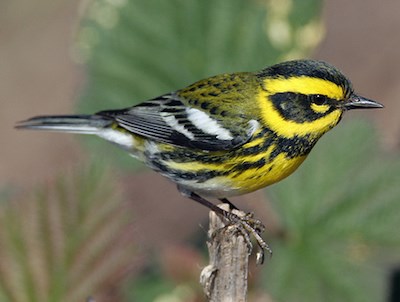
left=1, top=0, right=400, bottom=301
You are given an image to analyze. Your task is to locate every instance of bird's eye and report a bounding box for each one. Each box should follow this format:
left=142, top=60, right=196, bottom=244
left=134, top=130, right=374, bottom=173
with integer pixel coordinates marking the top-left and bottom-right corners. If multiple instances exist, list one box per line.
left=311, top=94, right=327, bottom=106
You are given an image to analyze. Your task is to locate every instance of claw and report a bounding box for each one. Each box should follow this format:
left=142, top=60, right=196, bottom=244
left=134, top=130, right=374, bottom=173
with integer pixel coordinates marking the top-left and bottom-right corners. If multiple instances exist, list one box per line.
left=256, top=249, right=265, bottom=265
left=182, top=190, right=272, bottom=264
left=224, top=210, right=272, bottom=265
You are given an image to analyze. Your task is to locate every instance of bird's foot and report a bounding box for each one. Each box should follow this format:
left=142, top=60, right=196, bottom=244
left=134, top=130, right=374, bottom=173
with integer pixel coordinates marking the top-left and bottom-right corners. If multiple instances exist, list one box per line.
left=221, top=210, right=272, bottom=265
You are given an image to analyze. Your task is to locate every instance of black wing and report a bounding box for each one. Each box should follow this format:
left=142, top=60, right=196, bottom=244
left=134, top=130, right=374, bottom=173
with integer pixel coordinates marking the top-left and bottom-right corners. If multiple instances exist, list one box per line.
left=96, top=93, right=258, bottom=151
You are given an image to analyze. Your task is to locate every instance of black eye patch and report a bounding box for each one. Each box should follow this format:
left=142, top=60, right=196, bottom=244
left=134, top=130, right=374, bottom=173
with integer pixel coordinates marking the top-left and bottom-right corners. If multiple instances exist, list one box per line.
left=269, top=92, right=335, bottom=123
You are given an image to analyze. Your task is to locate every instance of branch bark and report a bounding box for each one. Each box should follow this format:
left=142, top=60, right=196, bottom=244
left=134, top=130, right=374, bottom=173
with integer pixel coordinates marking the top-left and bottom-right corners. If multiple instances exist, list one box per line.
left=200, top=204, right=250, bottom=302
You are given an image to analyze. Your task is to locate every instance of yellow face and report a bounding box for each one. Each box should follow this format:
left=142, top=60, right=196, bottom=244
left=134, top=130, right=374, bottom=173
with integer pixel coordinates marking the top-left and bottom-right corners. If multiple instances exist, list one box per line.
left=258, top=75, right=348, bottom=139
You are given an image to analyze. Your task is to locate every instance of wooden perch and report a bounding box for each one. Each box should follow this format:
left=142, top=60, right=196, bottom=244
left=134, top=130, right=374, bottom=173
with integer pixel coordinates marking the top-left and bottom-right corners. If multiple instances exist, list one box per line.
left=200, top=204, right=250, bottom=302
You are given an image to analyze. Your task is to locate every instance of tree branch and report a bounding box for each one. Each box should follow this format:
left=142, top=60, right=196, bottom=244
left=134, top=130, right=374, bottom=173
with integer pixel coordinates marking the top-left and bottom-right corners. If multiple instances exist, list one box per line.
left=200, top=204, right=250, bottom=302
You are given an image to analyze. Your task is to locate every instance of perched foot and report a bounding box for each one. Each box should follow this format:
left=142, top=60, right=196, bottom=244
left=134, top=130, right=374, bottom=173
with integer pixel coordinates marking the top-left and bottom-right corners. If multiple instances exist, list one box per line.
left=178, top=187, right=272, bottom=264
left=222, top=210, right=272, bottom=265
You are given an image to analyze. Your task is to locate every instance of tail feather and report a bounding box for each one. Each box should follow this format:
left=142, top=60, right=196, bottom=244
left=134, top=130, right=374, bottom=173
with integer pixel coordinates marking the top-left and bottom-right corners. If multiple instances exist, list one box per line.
left=15, top=115, right=113, bottom=134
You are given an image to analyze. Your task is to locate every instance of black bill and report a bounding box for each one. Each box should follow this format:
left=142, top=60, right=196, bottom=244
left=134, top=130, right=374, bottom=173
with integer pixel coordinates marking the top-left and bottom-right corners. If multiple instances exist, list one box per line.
left=345, top=94, right=384, bottom=110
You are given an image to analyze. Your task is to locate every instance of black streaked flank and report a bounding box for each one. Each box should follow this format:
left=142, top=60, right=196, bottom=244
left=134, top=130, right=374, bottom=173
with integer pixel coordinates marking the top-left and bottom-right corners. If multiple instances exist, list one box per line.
left=152, top=128, right=316, bottom=184
left=230, top=158, right=266, bottom=172
left=149, top=157, right=224, bottom=183
left=178, top=170, right=223, bottom=183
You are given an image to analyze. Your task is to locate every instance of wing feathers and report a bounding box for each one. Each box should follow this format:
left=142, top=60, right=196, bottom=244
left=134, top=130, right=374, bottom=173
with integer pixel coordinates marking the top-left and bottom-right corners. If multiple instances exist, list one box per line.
left=97, top=93, right=254, bottom=151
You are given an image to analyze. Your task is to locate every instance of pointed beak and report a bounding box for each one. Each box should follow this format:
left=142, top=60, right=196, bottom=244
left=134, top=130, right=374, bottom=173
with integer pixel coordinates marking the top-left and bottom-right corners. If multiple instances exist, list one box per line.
left=344, top=94, right=384, bottom=110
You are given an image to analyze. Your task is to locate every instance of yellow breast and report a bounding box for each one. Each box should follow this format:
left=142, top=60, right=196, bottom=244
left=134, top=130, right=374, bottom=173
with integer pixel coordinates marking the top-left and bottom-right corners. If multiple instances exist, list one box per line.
left=227, top=153, right=307, bottom=194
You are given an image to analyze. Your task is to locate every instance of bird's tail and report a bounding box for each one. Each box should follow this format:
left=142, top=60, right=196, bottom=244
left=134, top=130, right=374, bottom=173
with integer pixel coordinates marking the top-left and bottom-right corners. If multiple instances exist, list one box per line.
left=15, top=115, right=113, bottom=134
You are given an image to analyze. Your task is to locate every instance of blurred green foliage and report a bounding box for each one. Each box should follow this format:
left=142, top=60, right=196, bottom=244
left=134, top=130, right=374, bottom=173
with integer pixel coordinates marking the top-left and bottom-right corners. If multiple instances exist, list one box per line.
left=265, top=120, right=400, bottom=302
left=125, top=244, right=206, bottom=301
left=76, top=0, right=324, bottom=169
left=126, top=268, right=186, bottom=302
left=0, top=166, right=136, bottom=302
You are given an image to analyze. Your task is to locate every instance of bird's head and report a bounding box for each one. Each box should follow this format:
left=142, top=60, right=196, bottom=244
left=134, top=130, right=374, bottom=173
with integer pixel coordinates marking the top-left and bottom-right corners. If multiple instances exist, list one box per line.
left=257, top=59, right=383, bottom=139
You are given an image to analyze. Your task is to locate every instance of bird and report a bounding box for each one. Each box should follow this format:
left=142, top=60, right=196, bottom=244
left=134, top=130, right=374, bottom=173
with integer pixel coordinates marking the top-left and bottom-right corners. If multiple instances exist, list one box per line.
left=16, top=59, right=383, bottom=263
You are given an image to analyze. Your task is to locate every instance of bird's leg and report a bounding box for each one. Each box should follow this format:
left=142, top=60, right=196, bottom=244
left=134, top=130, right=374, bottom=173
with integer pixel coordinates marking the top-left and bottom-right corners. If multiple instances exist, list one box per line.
left=179, top=187, right=271, bottom=264
left=219, top=197, right=239, bottom=211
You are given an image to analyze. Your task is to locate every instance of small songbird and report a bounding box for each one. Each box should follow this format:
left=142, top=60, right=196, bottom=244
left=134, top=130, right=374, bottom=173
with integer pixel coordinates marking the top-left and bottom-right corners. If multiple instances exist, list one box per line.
left=16, top=59, right=383, bottom=262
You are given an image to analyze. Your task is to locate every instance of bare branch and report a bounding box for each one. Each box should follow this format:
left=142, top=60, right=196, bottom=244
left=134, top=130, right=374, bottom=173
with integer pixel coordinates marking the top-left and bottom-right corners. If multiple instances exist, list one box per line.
left=200, top=204, right=250, bottom=302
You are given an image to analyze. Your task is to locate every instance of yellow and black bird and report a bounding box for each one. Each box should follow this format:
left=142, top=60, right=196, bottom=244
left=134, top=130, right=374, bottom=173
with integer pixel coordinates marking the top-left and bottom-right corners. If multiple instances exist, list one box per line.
left=16, top=59, right=383, bottom=261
